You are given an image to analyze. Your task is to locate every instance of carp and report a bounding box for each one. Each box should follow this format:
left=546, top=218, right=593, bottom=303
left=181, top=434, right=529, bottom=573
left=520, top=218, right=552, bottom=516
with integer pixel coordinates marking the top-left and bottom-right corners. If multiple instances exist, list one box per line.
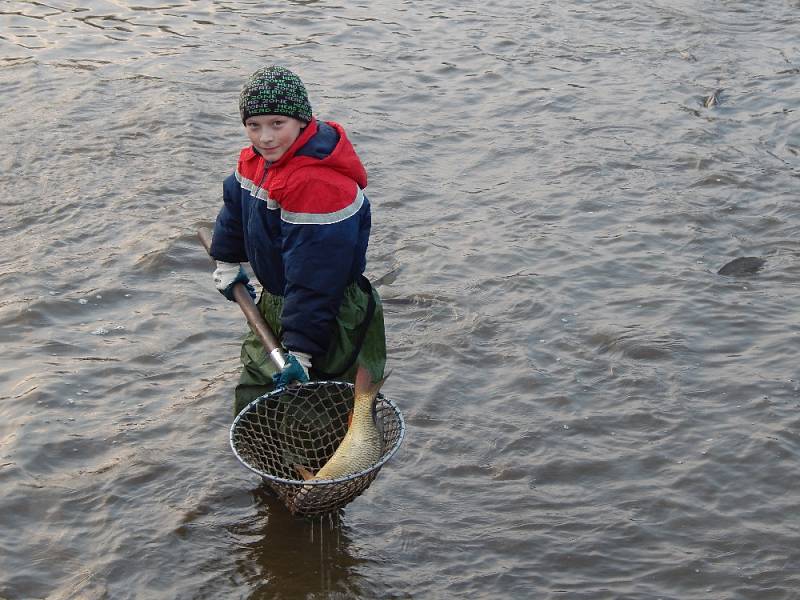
left=292, top=366, right=388, bottom=501
left=717, top=256, right=765, bottom=276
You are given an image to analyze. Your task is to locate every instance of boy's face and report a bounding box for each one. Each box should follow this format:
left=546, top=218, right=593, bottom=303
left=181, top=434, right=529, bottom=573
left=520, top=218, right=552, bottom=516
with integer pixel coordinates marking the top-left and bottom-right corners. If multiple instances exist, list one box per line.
left=245, top=114, right=306, bottom=162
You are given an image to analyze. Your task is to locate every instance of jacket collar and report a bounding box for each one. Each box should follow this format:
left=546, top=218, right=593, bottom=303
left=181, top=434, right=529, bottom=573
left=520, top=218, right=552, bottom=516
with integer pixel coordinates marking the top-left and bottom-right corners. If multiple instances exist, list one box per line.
left=242, top=117, right=319, bottom=166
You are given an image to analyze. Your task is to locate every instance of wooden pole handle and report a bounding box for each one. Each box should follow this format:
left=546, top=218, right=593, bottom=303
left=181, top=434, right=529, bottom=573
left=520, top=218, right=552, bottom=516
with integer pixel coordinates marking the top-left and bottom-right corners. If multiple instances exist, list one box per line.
left=198, top=227, right=286, bottom=370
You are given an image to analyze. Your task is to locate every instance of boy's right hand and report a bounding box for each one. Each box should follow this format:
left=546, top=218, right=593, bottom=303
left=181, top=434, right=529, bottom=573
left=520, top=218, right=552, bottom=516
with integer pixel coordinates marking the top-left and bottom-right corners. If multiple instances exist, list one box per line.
left=272, top=351, right=311, bottom=388
left=213, top=261, right=256, bottom=302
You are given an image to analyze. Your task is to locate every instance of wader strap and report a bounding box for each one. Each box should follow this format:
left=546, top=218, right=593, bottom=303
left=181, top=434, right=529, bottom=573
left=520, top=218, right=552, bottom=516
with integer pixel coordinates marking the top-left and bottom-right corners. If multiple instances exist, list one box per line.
left=312, top=274, right=376, bottom=380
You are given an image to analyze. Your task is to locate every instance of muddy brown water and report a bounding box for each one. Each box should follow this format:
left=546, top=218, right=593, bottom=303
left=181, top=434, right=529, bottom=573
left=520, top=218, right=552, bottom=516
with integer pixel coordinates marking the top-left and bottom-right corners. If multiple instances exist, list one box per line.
left=1, top=1, right=799, bottom=598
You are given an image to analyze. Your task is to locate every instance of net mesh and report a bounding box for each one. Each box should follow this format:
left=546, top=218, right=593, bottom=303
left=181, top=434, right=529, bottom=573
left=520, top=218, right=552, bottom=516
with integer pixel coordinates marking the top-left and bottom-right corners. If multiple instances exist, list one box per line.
left=230, top=380, right=405, bottom=517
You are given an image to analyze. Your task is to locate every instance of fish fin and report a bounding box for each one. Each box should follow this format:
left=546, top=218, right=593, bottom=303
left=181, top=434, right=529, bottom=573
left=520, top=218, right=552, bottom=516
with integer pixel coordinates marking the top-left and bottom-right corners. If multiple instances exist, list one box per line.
left=294, top=464, right=315, bottom=481
left=373, top=399, right=385, bottom=438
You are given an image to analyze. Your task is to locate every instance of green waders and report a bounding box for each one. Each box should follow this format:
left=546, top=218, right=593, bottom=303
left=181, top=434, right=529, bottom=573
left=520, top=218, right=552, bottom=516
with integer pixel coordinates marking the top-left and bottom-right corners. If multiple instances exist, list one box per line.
left=233, top=276, right=386, bottom=416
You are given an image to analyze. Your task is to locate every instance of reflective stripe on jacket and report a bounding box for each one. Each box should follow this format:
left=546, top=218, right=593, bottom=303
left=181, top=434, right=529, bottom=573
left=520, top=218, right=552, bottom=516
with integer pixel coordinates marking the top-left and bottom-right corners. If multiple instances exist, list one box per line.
left=210, top=118, right=373, bottom=357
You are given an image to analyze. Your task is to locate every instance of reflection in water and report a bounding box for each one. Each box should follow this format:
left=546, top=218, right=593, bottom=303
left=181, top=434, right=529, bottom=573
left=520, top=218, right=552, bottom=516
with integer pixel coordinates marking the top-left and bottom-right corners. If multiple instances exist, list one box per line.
left=234, top=487, right=369, bottom=600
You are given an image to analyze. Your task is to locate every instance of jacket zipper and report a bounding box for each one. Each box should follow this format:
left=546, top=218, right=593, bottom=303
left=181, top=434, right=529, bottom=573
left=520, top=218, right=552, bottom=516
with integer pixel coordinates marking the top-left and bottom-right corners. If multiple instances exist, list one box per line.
left=253, top=156, right=271, bottom=200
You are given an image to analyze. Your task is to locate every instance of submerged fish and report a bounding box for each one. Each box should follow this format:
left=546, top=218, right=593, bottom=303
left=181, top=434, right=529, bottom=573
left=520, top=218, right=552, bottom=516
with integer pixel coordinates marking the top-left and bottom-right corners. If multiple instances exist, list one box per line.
left=703, top=89, right=723, bottom=108
left=717, top=256, right=765, bottom=276
left=295, top=366, right=388, bottom=483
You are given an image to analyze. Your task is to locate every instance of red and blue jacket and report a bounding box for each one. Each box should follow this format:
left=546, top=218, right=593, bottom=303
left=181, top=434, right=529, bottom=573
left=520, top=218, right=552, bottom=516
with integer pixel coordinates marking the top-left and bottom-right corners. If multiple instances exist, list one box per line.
left=210, top=118, right=372, bottom=357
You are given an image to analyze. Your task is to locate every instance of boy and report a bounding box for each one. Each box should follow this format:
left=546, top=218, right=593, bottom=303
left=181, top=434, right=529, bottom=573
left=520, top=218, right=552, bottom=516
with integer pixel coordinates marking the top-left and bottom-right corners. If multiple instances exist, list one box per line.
left=209, top=65, right=386, bottom=414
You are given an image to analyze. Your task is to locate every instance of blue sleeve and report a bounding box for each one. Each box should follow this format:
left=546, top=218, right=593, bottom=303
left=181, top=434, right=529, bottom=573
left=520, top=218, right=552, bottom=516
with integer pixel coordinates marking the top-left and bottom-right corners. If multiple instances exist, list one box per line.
left=279, top=217, right=359, bottom=356
left=210, top=173, right=249, bottom=263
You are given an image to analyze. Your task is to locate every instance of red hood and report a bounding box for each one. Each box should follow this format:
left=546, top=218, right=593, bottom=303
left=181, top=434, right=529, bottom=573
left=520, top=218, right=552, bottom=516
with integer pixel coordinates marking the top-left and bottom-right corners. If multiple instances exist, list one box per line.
left=239, top=118, right=367, bottom=189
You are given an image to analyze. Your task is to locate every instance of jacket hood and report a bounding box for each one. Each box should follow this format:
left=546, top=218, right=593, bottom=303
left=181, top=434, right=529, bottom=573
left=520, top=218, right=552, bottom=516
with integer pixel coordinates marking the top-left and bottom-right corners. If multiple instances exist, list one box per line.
left=239, top=118, right=367, bottom=189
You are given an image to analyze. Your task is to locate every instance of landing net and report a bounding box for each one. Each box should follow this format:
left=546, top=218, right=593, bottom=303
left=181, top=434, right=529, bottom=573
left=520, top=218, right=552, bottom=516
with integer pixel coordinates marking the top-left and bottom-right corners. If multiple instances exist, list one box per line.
left=230, top=381, right=404, bottom=516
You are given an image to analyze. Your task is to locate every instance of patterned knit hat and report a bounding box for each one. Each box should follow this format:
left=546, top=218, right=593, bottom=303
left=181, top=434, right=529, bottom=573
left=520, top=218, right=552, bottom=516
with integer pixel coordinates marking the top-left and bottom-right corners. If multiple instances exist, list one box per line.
left=239, top=66, right=312, bottom=124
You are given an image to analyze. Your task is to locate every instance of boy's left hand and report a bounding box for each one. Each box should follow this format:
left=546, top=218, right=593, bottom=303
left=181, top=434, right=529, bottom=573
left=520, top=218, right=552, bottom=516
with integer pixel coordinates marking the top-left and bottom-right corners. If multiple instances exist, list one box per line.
left=272, top=351, right=311, bottom=388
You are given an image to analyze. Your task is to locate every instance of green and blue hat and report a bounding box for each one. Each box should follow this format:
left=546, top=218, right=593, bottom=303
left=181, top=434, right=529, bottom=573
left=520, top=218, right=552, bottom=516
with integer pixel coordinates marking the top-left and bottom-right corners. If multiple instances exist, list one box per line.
left=239, top=65, right=312, bottom=124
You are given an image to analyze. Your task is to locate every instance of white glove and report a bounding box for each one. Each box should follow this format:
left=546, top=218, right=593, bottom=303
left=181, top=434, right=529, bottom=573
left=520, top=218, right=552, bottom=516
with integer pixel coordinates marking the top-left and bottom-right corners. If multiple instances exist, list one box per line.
left=213, top=261, right=243, bottom=291
left=212, top=261, right=256, bottom=301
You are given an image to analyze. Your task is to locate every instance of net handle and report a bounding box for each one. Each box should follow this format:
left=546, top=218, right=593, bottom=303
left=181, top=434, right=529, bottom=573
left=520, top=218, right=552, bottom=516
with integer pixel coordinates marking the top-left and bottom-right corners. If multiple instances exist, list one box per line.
left=198, top=227, right=287, bottom=370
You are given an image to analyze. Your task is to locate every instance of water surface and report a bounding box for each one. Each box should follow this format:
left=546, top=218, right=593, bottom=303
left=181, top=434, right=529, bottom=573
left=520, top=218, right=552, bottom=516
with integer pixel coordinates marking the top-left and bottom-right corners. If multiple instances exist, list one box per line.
left=1, top=1, right=799, bottom=598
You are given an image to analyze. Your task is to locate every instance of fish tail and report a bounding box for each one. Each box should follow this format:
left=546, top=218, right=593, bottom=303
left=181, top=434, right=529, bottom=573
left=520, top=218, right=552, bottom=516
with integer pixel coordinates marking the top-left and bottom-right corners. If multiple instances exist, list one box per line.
left=356, top=365, right=390, bottom=428
left=355, top=365, right=390, bottom=403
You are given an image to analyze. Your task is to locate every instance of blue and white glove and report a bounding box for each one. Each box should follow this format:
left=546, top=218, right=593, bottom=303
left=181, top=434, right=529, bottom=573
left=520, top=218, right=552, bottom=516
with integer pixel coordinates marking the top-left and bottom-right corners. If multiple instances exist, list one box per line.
left=213, top=261, right=256, bottom=302
left=272, top=351, right=311, bottom=388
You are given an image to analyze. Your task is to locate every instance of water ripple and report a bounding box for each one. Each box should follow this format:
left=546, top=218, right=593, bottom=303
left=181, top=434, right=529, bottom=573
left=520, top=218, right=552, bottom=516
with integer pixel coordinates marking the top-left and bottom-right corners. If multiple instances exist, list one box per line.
left=2, top=0, right=800, bottom=597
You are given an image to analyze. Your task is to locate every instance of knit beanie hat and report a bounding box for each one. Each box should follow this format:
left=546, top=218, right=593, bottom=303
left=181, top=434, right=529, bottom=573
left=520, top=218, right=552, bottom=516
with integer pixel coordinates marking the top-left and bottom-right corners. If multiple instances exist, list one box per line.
left=239, top=66, right=312, bottom=124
